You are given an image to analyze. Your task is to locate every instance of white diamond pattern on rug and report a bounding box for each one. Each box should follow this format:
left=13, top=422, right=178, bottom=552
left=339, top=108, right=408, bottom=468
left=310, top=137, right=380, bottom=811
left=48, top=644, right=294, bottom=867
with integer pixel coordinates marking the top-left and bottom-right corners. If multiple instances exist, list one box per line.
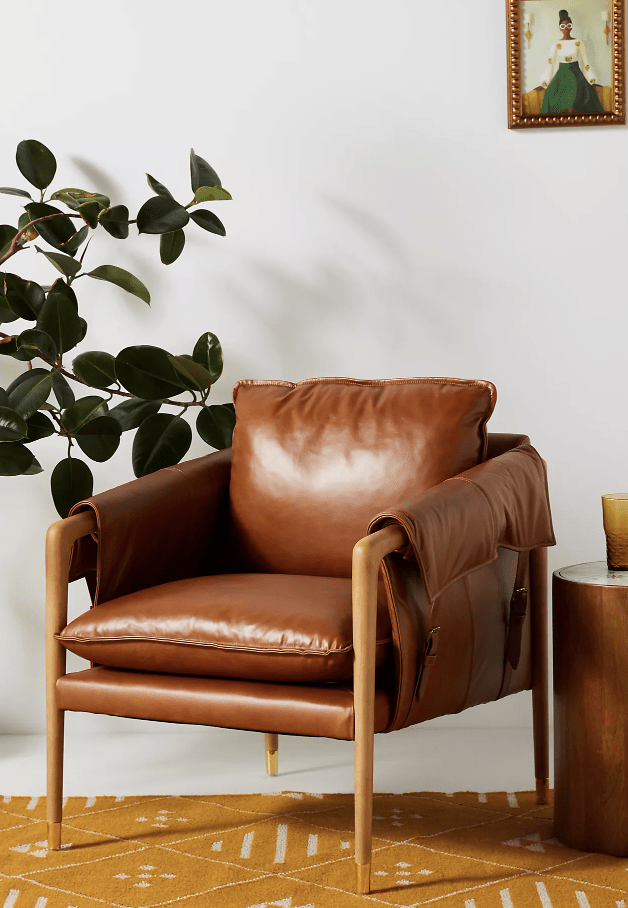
left=111, top=861, right=177, bottom=889
left=502, top=830, right=565, bottom=853
left=9, top=838, right=71, bottom=858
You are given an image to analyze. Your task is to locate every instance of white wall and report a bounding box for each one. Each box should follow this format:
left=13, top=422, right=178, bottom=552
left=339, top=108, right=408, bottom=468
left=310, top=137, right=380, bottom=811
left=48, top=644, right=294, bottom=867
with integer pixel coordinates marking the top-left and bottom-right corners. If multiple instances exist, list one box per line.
left=1, top=0, right=626, bottom=734
left=522, top=0, right=612, bottom=92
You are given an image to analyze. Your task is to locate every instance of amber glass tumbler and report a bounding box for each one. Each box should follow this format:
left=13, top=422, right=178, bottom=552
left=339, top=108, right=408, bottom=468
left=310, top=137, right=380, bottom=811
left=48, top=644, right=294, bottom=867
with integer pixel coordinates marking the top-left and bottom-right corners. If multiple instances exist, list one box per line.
left=602, top=493, right=628, bottom=570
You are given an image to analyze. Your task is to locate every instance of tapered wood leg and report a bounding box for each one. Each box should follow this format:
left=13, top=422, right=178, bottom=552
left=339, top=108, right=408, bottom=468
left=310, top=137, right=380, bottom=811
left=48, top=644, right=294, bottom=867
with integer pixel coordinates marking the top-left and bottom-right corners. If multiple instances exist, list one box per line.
left=530, top=546, right=549, bottom=804
left=265, top=733, right=278, bottom=775
left=47, top=707, right=64, bottom=850
left=45, top=512, right=97, bottom=850
left=352, top=525, right=405, bottom=895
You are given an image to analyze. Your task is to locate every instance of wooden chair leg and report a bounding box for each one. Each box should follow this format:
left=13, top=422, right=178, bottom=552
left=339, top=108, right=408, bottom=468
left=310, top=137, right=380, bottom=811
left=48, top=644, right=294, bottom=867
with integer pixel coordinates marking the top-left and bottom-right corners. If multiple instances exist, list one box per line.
left=45, top=512, right=96, bottom=850
left=265, top=733, right=278, bottom=775
left=47, top=707, right=64, bottom=850
left=352, top=525, right=404, bottom=895
left=530, top=546, right=549, bottom=804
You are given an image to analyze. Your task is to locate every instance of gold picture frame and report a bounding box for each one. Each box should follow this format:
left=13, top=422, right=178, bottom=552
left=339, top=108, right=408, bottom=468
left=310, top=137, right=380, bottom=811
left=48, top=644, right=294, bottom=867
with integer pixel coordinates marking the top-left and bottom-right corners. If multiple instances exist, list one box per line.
left=507, top=0, right=625, bottom=128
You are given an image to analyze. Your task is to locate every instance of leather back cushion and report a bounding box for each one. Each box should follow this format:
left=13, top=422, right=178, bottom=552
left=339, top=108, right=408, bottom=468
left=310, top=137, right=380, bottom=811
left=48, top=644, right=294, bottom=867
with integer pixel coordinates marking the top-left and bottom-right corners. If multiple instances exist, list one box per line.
left=229, top=377, right=496, bottom=577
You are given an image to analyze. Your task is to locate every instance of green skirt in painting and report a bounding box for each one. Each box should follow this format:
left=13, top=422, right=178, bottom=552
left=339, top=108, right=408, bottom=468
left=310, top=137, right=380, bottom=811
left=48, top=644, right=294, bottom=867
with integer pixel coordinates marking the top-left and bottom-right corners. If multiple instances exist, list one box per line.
left=541, top=61, right=604, bottom=114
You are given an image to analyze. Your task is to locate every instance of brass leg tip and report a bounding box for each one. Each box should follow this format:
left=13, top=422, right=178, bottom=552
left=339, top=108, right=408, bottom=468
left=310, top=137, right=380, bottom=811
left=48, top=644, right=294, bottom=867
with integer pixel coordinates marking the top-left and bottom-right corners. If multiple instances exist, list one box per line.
left=536, top=778, right=549, bottom=804
left=356, top=862, right=371, bottom=894
left=266, top=751, right=278, bottom=776
left=48, top=821, right=61, bottom=851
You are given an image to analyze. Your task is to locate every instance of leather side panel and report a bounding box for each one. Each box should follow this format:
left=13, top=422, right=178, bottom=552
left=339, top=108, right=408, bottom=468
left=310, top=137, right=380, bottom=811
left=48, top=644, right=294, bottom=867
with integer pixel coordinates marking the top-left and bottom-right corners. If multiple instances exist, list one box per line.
left=70, top=449, right=232, bottom=605
left=56, top=667, right=392, bottom=741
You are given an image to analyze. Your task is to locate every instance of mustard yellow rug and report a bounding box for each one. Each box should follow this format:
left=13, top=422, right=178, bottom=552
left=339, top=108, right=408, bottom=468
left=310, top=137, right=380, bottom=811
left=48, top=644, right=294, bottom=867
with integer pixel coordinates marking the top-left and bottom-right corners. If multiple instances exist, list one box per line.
left=0, top=790, right=625, bottom=907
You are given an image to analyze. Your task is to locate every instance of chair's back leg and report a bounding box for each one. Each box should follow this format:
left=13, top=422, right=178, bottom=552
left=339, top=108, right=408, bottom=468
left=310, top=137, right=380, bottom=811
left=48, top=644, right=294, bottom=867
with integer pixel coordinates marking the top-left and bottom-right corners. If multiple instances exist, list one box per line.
left=530, top=546, right=549, bottom=804
left=265, top=733, right=278, bottom=775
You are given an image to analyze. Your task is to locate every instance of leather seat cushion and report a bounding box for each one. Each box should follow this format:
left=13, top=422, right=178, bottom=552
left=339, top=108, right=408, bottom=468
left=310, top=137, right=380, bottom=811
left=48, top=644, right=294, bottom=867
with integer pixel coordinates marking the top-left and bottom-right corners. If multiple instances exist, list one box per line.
left=57, top=573, right=393, bottom=683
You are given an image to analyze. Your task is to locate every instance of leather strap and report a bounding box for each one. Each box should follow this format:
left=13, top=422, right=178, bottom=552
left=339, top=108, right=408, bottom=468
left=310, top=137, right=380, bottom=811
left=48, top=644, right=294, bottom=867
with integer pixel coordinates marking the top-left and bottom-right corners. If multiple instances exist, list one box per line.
left=498, top=552, right=529, bottom=698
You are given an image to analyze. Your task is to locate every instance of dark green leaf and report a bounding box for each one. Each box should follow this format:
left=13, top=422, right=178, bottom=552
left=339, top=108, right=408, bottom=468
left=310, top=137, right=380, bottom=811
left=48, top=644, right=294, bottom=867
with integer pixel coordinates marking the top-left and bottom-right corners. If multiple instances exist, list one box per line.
left=160, top=229, right=185, bottom=265
left=108, top=397, right=161, bottom=431
left=75, top=415, right=122, bottom=462
left=0, top=187, right=33, bottom=199
left=196, top=404, right=235, bottom=449
left=136, top=196, right=189, bottom=235
left=23, top=456, right=43, bottom=474
left=77, top=200, right=100, bottom=228
left=16, top=140, right=57, bottom=190
left=0, top=441, right=36, bottom=476
left=72, top=350, right=116, bottom=387
left=77, top=317, right=87, bottom=344
left=61, top=396, right=108, bottom=435
left=193, top=186, right=232, bottom=203
left=51, top=456, right=93, bottom=518
left=17, top=211, right=38, bottom=241
left=132, top=413, right=192, bottom=477
left=16, top=328, right=57, bottom=363
left=86, top=265, right=150, bottom=304
left=4, top=274, right=45, bottom=320
left=49, top=278, right=78, bottom=310
left=7, top=368, right=53, bottom=419
left=0, top=225, right=17, bottom=258
left=146, top=174, right=174, bottom=199
left=192, top=332, right=223, bottom=383
left=52, top=370, right=75, bottom=408
left=0, top=337, right=18, bottom=356
left=190, top=149, right=221, bottom=191
left=0, top=273, right=14, bottom=323
left=190, top=209, right=226, bottom=236
left=50, top=188, right=110, bottom=211
left=0, top=387, right=8, bottom=407
left=0, top=296, right=19, bottom=324
left=168, top=354, right=214, bottom=392
left=0, top=406, right=27, bottom=441
left=35, top=246, right=81, bottom=277
left=25, top=410, right=55, bottom=441
left=37, top=290, right=84, bottom=353
left=25, top=203, right=78, bottom=253
left=115, top=345, right=186, bottom=399
left=60, top=225, right=89, bottom=255
left=98, top=205, right=129, bottom=239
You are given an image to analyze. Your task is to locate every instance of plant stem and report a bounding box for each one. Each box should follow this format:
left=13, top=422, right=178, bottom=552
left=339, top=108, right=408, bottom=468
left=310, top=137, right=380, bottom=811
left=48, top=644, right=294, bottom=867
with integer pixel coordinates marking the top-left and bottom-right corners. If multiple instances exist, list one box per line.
left=0, top=212, right=83, bottom=266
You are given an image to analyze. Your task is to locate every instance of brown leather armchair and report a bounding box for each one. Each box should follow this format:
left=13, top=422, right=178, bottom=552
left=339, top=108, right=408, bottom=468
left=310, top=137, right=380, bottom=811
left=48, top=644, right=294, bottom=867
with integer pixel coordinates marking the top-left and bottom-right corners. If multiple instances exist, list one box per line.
left=45, top=377, right=555, bottom=894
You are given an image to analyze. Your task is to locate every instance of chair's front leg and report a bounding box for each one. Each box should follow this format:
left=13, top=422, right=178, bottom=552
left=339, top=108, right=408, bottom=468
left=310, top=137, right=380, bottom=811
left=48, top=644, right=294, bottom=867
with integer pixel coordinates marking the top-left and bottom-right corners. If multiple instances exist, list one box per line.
left=45, top=511, right=97, bottom=850
left=352, top=525, right=406, bottom=895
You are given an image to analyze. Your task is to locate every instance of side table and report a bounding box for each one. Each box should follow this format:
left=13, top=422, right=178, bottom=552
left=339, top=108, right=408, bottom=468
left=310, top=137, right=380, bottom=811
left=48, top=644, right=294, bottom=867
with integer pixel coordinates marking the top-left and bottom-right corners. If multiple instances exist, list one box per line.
left=553, top=562, right=628, bottom=855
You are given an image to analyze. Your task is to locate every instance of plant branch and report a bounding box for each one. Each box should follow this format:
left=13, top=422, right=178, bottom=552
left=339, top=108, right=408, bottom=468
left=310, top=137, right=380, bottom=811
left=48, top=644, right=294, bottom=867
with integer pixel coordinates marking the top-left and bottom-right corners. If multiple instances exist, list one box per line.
left=0, top=212, right=83, bottom=266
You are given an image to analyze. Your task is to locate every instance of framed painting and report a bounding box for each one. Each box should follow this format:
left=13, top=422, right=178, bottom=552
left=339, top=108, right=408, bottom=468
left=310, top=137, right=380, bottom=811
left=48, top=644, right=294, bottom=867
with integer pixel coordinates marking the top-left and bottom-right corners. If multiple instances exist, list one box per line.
left=507, top=0, right=625, bottom=127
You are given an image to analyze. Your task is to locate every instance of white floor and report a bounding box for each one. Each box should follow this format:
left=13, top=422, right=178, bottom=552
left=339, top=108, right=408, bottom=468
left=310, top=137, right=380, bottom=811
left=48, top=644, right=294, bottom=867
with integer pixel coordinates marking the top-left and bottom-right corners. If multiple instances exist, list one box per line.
left=0, top=725, right=552, bottom=796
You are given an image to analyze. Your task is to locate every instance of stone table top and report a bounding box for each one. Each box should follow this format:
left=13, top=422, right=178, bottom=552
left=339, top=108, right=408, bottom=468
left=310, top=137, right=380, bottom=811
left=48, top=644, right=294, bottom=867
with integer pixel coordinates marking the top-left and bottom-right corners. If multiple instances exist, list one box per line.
left=556, top=561, right=628, bottom=586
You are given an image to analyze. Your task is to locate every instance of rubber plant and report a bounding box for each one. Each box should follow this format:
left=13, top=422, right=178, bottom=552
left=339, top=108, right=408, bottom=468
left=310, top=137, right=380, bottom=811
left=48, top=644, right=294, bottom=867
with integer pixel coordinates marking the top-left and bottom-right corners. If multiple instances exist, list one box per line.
left=0, top=140, right=235, bottom=517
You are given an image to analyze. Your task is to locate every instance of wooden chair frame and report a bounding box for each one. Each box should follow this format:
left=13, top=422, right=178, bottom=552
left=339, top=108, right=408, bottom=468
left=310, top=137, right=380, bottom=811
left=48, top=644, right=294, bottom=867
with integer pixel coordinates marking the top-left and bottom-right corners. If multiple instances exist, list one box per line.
left=46, top=512, right=548, bottom=895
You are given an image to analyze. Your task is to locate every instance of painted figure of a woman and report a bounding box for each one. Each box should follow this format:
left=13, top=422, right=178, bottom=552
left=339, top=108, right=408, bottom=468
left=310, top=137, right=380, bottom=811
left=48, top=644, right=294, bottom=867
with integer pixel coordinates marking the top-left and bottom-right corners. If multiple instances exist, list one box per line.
left=537, top=9, right=604, bottom=114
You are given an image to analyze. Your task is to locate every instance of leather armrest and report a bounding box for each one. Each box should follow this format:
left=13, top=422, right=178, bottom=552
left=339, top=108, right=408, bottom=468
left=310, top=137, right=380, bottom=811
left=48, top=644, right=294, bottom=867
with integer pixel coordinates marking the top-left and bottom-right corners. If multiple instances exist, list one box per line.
left=69, top=449, right=232, bottom=604
left=369, top=440, right=555, bottom=605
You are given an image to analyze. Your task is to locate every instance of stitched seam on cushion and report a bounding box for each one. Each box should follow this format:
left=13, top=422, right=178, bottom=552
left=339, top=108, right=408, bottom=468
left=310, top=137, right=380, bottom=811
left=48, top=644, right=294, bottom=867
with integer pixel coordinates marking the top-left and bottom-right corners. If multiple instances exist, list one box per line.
left=55, top=634, right=393, bottom=655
